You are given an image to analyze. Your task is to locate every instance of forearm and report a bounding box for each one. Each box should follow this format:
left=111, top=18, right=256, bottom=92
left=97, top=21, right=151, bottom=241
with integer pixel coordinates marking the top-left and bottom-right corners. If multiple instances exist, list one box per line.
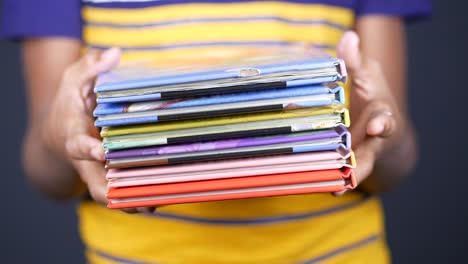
left=355, top=17, right=417, bottom=193
left=21, top=38, right=84, bottom=199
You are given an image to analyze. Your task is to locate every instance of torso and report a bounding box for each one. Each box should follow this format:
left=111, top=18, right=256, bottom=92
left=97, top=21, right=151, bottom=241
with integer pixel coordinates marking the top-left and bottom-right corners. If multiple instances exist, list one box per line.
left=80, top=1, right=389, bottom=263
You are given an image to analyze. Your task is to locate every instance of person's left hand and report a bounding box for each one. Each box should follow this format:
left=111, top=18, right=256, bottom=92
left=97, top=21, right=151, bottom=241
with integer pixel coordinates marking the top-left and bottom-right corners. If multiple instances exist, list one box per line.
left=334, top=31, right=403, bottom=195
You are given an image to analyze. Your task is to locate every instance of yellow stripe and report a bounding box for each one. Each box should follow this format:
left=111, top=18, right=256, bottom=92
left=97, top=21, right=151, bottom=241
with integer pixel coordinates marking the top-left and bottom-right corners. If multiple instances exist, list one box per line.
left=115, top=46, right=336, bottom=62
left=79, top=196, right=385, bottom=263
left=82, top=2, right=354, bottom=27
left=153, top=192, right=363, bottom=219
left=84, top=22, right=343, bottom=47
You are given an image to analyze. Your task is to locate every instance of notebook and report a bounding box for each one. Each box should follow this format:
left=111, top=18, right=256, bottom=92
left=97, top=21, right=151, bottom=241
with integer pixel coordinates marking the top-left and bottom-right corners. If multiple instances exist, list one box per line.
left=106, top=149, right=354, bottom=180
left=96, top=78, right=342, bottom=103
left=108, top=152, right=356, bottom=187
left=95, top=46, right=347, bottom=95
left=105, top=126, right=348, bottom=159
left=95, top=88, right=344, bottom=126
left=94, top=85, right=342, bottom=116
left=105, top=134, right=351, bottom=169
left=100, top=106, right=344, bottom=137
left=107, top=168, right=356, bottom=208
left=102, top=109, right=349, bottom=150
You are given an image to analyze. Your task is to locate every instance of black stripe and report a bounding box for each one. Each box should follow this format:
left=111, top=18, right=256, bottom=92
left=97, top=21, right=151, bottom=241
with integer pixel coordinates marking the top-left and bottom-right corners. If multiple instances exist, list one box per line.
left=157, top=104, right=283, bottom=122
left=299, top=234, right=380, bottom=263
left=167, top=126, right=292, bottom=145
left=160, top=81, right=288, bottom=99
left=168, top=147, right=292, bottom=164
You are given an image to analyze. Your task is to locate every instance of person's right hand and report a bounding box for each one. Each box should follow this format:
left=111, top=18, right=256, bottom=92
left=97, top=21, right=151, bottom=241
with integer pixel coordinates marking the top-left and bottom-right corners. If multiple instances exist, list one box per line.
left=42, top=48, right=155, bottom=213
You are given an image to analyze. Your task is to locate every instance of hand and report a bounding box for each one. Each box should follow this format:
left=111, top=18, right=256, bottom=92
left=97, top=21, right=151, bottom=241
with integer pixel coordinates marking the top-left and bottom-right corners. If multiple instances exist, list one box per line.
left=334, top=31, right=402, bottom=195
left=42, top=48, right=155, bottom=213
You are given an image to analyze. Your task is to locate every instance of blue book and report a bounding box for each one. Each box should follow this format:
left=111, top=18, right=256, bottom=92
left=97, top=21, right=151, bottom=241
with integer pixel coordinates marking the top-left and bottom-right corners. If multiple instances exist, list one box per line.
left=94, top=46, right=347, bottom=102
left=94, top=85, right=342, bottom=116
left=94, top=85, right=344, bottom=127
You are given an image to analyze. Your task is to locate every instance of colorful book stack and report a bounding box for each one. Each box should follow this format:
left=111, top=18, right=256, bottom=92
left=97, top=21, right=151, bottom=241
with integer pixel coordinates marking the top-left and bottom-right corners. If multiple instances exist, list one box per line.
left=93, top=47, right=356, bottom=209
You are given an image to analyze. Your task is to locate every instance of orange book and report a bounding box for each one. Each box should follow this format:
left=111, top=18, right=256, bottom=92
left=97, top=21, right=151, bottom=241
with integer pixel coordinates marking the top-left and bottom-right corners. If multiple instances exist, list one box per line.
left=107, top=168, right=355, bottom=209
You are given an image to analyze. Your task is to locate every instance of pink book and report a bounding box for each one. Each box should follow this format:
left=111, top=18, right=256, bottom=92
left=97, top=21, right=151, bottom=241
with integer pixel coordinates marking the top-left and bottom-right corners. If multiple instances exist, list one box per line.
left=107, top=149, right=352, bottom=179
left=107, top=151, right=355, bottom=188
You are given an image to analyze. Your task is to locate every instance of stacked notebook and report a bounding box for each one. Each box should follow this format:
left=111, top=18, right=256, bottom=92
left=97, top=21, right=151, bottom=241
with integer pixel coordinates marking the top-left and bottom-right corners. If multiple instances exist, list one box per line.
left=93, top=47, right=356, bottom=209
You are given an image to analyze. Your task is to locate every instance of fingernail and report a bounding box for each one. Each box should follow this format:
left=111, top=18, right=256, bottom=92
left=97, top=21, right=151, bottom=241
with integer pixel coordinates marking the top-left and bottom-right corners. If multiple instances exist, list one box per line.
left=91, top=147, right=104, bottom=161
left=375, top=123, right=384, bottom=133
left=101, top=47, right=119, bottom=60
left=368, top=123, right=384, bottom=135
left=332, top=190, right=347, bottom=197
left=96, top=47, right=121, bottom=73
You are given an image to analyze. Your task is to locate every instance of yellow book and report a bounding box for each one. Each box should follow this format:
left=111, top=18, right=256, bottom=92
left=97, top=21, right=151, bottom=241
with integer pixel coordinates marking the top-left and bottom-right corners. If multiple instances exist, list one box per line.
left=101, top=106, right=342, bottom=137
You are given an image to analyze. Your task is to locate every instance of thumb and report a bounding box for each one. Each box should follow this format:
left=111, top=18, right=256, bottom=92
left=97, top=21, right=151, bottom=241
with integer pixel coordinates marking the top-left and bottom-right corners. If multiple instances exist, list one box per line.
left=65, top=47, right=121, bottom=96
left=336, top=31, right=362, bottom=77
left=94, top=47, right=122, bottom=76
left=82, top=48, right=121, bottom=114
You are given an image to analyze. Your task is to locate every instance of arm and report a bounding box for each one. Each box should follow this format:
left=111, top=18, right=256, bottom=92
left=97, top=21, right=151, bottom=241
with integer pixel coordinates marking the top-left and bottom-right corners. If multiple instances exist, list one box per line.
left=356, top=17, right=418, bottom=192
left=21, top=38, right=84, bottom=199
left=21, top=39, right=120, bottom=203
left=21, top=40, right=154, bottom=213
left=337, top=17, right=418, bottom=193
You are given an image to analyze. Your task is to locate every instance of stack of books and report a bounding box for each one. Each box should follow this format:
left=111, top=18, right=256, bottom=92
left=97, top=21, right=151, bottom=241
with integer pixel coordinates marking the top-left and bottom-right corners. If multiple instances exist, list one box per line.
left=93, top=47, right=356, bottom=209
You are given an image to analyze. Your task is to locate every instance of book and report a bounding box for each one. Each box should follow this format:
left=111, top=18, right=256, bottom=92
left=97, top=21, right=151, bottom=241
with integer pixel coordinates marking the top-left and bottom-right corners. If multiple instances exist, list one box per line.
left=105, top=134, right=351, bottom=169
left=95, top=46, right=347, bottom=95
left=106, top=149, right=354, bottom=180
left=100, top=106, right=345, bottom=137
left=105, top=125, right=349, bottom=159
left=108, top=152, right=356, bottom=187
left=107, top=168, right=356, bottom=208
left=102, top=109, right=349, bottom=150
left=94, top=87, right=344, bottom=126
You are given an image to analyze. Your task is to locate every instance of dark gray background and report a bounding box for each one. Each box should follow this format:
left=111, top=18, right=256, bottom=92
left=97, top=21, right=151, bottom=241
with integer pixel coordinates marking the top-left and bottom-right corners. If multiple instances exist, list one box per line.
left=0, top=0, right=467, bottom=263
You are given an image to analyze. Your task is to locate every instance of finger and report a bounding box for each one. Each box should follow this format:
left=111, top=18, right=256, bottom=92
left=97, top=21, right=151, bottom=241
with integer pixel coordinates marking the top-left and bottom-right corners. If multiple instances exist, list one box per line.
left=121, top=207, right=157, bottom=214
left=332, top=190, right=347, bottom=197
left=95, top=47, right=122, bottom=74
left=136, top=207, right=157, bottom=214
left=332, top=137, right=379, bottom=197
left=332, top=140, right=377, bottom=196
left=121, top=208, right=139, bottom=214
left=336, top=31, right=362, bottom=77
left=63, top=47, right=121, bottom=97
left=353, top=137, right=383, bottom=185
left=350, top=101, right=394, bottom=146
left=350, top=103, right=379, bottom=146
left=337, top=32, right=389, bottom=102
left=66, top=134, right=104, bottom=161
left=84, top=92, right=97, bottom=116
left=135, top=207, right=156, bottom=214
left=80, top=47, right=121, bottom=99
left=367, top=110, right=396, bottom=138
left=74, top=160, right=108, bottom=205
left=350, top=109, right=371, bottom=147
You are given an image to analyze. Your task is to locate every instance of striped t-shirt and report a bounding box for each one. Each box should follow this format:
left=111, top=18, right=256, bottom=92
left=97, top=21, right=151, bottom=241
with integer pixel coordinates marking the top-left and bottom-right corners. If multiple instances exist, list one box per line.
left=1, top=1, right=430, bottom=263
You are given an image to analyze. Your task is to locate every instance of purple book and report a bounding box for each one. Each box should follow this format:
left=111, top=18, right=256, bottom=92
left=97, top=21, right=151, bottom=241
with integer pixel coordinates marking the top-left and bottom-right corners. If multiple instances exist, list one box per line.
left=105, top=125, right=348, bottom=159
